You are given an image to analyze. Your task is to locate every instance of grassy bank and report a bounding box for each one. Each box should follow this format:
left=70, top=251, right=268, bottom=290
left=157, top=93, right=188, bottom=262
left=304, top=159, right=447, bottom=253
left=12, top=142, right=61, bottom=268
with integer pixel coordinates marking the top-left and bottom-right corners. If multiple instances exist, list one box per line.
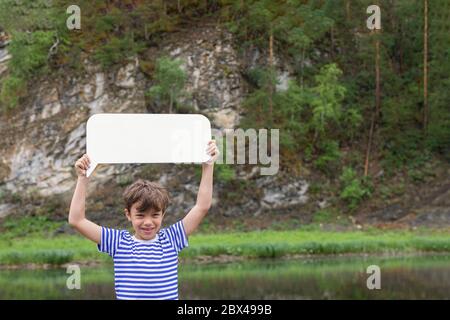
left=0, top=227, right=449, bottom=266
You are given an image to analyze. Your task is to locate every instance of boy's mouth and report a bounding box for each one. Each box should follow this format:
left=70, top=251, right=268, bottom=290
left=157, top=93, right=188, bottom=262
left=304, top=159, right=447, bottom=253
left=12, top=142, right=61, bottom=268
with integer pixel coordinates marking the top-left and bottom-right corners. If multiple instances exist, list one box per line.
left=140, top=227, right=154, bottom=234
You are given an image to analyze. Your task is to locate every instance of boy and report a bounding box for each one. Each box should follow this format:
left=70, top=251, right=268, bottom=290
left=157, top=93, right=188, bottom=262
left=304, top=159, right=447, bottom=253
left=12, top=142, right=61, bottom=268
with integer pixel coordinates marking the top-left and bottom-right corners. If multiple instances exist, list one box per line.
left=68, top=140, right=219, bottom=300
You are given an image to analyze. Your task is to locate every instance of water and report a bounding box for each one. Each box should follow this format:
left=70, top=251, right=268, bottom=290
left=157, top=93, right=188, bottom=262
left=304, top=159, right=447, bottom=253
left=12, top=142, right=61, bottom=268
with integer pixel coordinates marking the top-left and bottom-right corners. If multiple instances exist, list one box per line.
left=0, top=254, right=449, bottom=299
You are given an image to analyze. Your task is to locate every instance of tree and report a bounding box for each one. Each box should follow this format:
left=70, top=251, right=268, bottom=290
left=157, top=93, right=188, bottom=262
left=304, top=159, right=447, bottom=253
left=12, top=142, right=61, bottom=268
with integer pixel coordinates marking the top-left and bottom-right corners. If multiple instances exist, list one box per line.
left=309, top=63, right=346, bottom=144
left=275, top=2, right=333, bottom=87
left=423, top=0, right=428, bottom=134
left=146, top=56, right=187, bottom=113
left=246, top=0, right=279, bottom=124
left=0, top=0, right=58, bottom=32
left=0, top=0, right=63, bottom=110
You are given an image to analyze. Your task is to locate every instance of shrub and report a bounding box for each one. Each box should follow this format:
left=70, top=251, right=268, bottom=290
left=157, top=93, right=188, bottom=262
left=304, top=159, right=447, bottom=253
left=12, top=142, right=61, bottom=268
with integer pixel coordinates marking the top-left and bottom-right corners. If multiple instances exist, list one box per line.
left=94, top=35, right=144, bottom=68
left=314, top=140, right=341, bottom=176
left=339, top=167, right=372, bottom=210
left=0, top=75, right=27, bottom=110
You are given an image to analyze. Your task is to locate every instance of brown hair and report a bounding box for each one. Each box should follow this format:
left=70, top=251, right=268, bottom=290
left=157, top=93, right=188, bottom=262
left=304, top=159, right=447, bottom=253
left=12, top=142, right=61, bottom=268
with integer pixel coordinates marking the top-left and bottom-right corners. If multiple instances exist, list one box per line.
left=123, top=179, right=170, bottom=214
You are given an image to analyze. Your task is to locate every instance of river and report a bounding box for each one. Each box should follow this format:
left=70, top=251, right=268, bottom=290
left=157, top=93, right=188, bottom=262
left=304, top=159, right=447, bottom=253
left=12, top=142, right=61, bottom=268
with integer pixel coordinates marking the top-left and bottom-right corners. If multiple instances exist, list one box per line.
left=0, top=254, right=449, bottom=299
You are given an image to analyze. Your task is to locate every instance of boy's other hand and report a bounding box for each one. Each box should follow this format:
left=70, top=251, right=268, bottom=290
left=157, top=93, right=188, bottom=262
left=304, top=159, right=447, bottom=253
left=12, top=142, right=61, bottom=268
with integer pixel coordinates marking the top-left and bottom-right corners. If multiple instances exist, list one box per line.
left=75, top=154, right=91, bottom=177
left=203, top=140, right=219, bottom=165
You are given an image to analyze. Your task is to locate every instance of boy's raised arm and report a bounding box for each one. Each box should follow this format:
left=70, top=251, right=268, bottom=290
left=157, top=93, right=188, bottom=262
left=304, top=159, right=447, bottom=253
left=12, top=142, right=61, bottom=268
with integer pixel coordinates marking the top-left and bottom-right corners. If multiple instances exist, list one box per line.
left=182, top=140, right=219, bottom=237
left=68, top=154, right=101, bottom=244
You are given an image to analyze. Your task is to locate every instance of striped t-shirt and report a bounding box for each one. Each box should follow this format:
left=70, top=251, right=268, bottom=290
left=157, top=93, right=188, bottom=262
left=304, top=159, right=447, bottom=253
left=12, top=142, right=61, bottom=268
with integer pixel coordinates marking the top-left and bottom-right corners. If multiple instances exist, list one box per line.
left=97, top=220, right=189, bottom=300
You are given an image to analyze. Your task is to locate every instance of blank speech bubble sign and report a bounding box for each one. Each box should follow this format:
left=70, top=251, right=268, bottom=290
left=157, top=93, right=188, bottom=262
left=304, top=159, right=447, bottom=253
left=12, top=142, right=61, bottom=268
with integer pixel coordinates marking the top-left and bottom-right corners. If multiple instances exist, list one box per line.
left=86, top=113, right=212, bottom=177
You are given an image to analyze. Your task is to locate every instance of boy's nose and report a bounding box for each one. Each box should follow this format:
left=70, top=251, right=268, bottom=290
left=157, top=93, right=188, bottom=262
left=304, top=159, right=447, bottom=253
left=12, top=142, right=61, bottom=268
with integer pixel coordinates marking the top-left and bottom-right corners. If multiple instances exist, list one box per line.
left=143, top=220, right=154, bottom=226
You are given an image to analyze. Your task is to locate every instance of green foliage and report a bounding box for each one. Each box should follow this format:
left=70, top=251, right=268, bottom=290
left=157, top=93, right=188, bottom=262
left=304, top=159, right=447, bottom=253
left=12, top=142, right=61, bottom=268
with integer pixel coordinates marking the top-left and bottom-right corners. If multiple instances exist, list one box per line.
left=146, top=56, right=188, bottom=113
left=309, top=63, right=346, bottom=139
left=341, top=106, right=363, bottom=142
left=426, top=0, right=450, bottom=159
left=0, top=75, right=26, bottom=110
left=339, top=167, right=372, bottom=210
left=0, top=0, right=65, bottom=111
left=115, top=174, right=134, bottom=187
left=240, top=67, right=278, bottom=129
left=0, top=0, right=58, bottom=32
left=235, top=0, right=448, bottom=175
left=214, top=164, right=236, bottom=182
left=7, top=31, right=56, bottom=77
left=275, top=80, right=309, bottom=151
left=1, top=215, right=64, bottom=239
left=0, top=30, right=57, bottom=109
left=313, top=209, right=335, bottom=224
left=0, top=0, right=448, bottom=190
left=381, top=128, right=424, bottom=170
left=0, top=250, right=74, bottom=265
left=0, top=227, right=449, bottom=266
left=241, top=62, right=348, bottom=170
left=94, top=35, right=144, bottom=68
left=314, top=140, right=341, bottom=176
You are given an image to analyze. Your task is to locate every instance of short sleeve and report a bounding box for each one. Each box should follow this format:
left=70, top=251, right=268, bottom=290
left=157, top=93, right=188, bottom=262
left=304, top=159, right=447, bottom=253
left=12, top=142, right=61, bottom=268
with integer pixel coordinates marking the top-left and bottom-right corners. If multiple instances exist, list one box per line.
left=97, top=227, right=123, bottom=257
left=163, top=221, right=189, bottom=253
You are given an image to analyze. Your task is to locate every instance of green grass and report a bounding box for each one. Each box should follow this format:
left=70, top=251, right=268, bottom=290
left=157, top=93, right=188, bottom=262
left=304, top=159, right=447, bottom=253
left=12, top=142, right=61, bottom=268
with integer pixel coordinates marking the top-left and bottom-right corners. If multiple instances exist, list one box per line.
left=0, top=227, right=449, bottom=266
left=0, top=236, right=111, bottom=266
left=0, top=215, right=65, bottom=239
left=183, top=228, right=450, bottom=258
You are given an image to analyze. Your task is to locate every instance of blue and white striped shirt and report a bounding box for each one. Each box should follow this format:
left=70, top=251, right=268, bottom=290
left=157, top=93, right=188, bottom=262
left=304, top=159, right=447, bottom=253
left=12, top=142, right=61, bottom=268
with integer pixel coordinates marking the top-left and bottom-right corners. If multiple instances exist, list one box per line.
left=97, top=220, right=189, bottom=300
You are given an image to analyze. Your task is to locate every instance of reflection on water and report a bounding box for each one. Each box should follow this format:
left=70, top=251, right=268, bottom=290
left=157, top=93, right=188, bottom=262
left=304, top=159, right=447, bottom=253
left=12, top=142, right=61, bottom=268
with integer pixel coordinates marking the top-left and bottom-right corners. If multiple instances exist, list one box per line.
left=0, top=254, right=449, bottom=299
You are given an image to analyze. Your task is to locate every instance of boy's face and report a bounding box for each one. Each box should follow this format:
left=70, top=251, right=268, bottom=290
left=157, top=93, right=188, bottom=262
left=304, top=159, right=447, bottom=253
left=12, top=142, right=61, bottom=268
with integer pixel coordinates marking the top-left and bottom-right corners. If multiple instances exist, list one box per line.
left=125, top=202, right=165, bottom=240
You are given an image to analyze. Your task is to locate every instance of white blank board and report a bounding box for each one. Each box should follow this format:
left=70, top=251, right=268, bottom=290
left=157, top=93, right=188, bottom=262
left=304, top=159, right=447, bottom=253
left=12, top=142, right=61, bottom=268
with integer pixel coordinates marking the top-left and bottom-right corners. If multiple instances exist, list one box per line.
left=86, top=113, right=212, bottom=176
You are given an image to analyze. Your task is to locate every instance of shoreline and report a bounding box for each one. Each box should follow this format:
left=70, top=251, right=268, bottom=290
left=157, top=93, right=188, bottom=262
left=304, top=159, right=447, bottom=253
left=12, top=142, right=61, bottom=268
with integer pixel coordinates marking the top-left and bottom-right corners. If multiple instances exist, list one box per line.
left=1, top=250, right=449, bottom=270
left=1, top=227, right=449, bottom=269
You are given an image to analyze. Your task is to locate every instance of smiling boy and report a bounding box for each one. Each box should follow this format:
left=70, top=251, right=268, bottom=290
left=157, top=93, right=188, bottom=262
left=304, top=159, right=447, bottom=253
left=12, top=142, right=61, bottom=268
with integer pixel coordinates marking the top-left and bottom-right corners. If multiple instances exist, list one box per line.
left=68, top=140, right=219, bottom=300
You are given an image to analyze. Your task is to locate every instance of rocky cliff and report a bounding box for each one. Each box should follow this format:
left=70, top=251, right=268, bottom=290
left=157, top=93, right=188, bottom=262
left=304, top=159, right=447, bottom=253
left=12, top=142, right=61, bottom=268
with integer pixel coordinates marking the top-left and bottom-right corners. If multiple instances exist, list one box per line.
left=0, top=22, right=448, bottom=230
left=0, top=23, right=310, bottom=228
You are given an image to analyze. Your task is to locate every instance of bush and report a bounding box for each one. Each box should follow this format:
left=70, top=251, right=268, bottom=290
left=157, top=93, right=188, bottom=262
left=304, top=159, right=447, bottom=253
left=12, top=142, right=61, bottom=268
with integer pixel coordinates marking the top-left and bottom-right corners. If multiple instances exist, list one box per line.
left=0, top=75, right=27, bottom=110
left=1, top=215, right=64, bottom=239
left=339, top=167, right=372, bottom=210
left=7, top=30, right=55, bottom=77
left=314, top=140, right=341, bottom=176
left=146, top=56, right=188, bottom=113
left=215, top=164, right=236, bottom=183
left=94, top=35, right=144, bottom=68
left=0, top=30, right=56, bottom=110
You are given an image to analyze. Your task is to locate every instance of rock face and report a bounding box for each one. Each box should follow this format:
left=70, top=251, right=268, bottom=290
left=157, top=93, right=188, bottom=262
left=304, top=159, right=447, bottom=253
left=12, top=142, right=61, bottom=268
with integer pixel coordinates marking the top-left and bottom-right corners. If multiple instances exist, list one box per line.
left=160, top=25, right=243, bottom=129
left=0, top=46, right=10, bottom=76
left=0, top=23, right=447, bottom=228
left=0, top=59, right=147, bottom=199
left=260, top=178, right=309, bottom=210
left=0, top=24, right=309, bottom=224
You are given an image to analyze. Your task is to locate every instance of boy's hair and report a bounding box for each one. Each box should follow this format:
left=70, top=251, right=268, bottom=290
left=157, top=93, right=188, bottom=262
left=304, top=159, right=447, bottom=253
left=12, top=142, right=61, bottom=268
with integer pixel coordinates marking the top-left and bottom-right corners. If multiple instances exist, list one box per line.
left=123, top=179, right=170, bottom=214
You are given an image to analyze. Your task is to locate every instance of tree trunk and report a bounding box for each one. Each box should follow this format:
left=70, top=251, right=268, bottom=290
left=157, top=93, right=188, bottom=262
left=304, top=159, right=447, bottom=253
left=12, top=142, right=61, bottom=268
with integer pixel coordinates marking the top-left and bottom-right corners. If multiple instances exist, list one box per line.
left=345, top=0, right=351, bottom=21
left=268, top=28, right=274, bottom=126
left=365, top=32, right=381, bottom=177
left=375, top=38, right=381, bottom=119
left=330, top=25, right=335, bottom=59
left=423, top=0, right=429, bottom=134
left=300, top=47, right=305, bottom=89
left=364, top=112, right=376, bottom=176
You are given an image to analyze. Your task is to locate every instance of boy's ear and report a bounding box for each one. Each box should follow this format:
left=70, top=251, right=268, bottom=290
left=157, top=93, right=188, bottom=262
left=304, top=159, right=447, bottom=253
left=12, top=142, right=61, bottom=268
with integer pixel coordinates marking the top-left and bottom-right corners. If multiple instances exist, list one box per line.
left=124, top=208, right=131, bottom=221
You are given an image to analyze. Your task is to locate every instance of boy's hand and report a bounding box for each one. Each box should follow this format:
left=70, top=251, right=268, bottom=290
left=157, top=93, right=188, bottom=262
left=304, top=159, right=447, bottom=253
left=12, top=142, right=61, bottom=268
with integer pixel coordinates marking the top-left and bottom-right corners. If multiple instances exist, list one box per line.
left=75, top=154, right=91, bottom=177
left=203, top=140, right=219, bottom=165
